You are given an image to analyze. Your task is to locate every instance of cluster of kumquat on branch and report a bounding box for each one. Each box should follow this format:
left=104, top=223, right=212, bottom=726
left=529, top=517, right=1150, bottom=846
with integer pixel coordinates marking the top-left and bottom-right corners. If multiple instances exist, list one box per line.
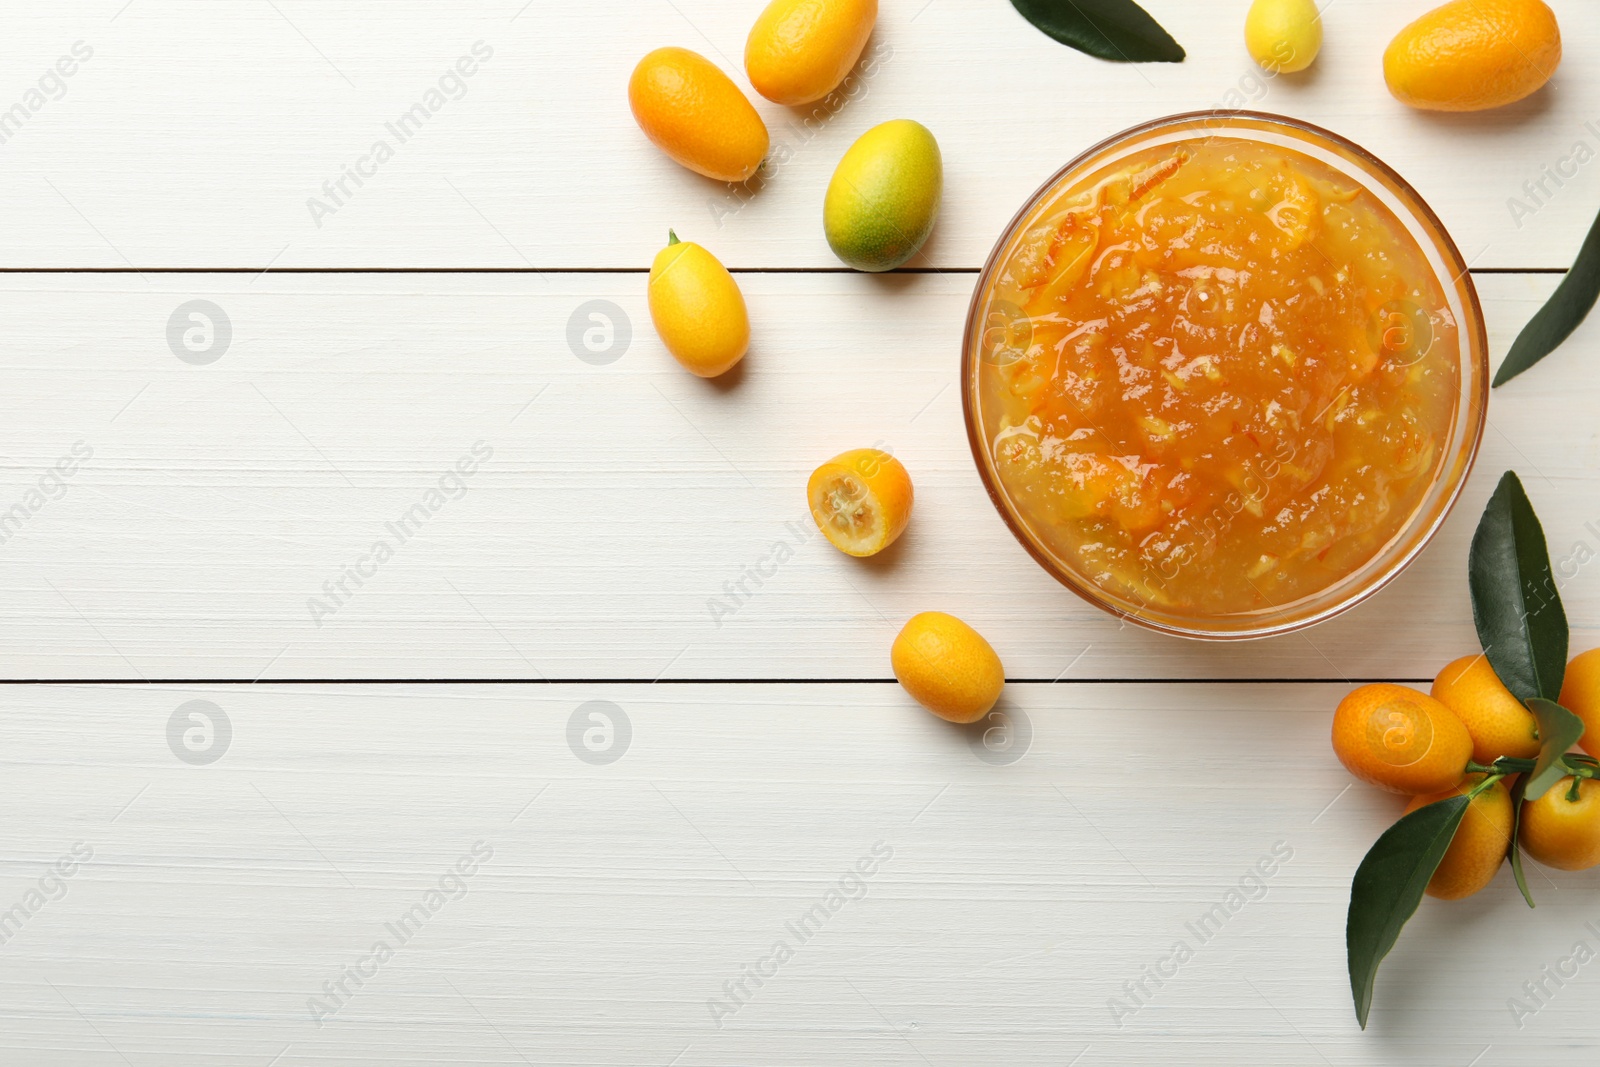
left=1336, top=470, right=1600, bottom=1028
left=1336, top=655, right=1600, bottom=890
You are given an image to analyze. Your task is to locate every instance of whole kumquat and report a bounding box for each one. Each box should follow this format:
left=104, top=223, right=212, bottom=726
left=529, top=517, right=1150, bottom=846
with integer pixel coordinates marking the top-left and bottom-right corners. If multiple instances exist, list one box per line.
left=1244, top=0, right=1322, bottom=74
left=1404, top=775, right=1513, bottom=899
left=648, top=231, right=750, bottom=378
left=1331, top=683, right=1472, bottom=795
left=1431, top=654, right=1541, bottom=763
left=1384, top=0, right=1561, bottom=112
left=1558, top=648, right=1600, bottom=760
left=891, top=612, right=1004, bottom=724
left=629, top=47, right=769, bottom=182
left=1520, top=776, right=1600, bottom=872
left=746, top=0, right=878, bottom=106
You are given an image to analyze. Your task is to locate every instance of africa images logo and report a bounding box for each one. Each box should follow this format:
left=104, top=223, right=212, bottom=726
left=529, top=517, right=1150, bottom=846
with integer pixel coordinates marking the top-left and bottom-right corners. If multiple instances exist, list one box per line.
left=307, top=441, right=493, bottom=627
left=307, top=840, right=493, bottom=1026
left=306, top=41, right=495, bottom=228
left=707, top=841, right=893, bottom=1028
left=0, top=441, right=94, bottom=548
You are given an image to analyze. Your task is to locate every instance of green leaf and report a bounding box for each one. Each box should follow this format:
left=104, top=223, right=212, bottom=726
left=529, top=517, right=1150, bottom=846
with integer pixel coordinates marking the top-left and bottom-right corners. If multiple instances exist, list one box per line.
left=1469, top=471, right=1567, bottom=703
left=1009, top=0, right=1185, bottom=63
left=1495, top=206, right=1600, bottom=387
left=1508, top=774, right=1535, bottom=908
left=1522, top=698, right=1586, bottom=802
left=1347, top=795, right=1469, bottom=1029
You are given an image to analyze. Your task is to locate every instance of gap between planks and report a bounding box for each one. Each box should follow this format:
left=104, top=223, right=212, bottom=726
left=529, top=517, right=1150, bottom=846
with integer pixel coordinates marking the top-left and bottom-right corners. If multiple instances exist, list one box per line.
left=0, top=677, right=1431, bottom=686
left=0, top=267, right=1568, bottom=275
left=1, top=264, right=1556, bottom=686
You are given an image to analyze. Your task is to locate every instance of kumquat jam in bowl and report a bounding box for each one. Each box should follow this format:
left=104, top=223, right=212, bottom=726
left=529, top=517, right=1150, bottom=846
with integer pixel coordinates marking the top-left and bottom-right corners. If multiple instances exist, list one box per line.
left=963, top=113, right=1487, bottom=640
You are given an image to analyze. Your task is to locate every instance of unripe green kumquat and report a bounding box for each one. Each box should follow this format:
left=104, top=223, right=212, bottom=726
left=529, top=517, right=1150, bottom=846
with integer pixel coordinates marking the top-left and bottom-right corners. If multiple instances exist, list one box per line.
left=1331, top=683, right=1472, bottom=794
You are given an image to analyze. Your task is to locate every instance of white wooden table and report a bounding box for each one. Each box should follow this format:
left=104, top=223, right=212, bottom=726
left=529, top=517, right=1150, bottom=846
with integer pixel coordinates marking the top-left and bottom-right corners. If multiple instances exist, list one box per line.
left=2, top=1, right=1597, bottom=1063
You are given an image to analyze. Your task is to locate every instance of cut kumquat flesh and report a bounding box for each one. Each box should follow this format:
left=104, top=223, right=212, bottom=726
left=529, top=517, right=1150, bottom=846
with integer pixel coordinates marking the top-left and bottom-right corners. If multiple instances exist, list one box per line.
left=807, top=448, right=913, bottom=557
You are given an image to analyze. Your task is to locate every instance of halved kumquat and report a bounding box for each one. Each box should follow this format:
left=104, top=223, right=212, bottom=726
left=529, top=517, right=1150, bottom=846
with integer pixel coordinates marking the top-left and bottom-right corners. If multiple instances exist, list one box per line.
left=807, top=448, right=912, bottom=557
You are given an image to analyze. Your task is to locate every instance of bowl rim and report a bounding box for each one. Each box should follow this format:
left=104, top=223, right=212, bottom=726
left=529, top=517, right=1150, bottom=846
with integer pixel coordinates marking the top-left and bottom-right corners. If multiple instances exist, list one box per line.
left=959, top=109, right=1490, bottom=641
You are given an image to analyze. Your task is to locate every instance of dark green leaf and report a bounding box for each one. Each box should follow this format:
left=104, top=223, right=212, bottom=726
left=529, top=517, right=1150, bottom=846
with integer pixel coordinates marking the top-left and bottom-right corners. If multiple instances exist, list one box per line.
left=1347, top=795, right=1469, bottom=1029
left=1010, top=0, right=1185, bottom=63
left=1523, top=699, right=1586, bottom=802
left=1469, top=471, right=1567, bottom=702
left=1495, top=206, right=1600, bottom=386
left=1508, top=773, right=1535, bottom=908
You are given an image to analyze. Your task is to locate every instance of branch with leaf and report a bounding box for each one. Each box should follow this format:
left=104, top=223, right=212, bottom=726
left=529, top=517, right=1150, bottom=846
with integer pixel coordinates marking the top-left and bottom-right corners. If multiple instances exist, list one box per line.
left=1346, top=471, right=1600, bottom=1028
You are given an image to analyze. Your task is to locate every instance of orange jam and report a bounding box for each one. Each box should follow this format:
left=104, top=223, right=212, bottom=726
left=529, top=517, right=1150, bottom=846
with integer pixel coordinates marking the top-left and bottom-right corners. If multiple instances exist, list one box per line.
left=975, top=137, right=1460, bottom=616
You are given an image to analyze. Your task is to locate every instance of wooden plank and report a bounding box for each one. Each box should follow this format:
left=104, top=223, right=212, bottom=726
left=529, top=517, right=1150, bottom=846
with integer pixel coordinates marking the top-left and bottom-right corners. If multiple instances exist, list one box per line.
left=0, top=681, right=1591, bottom=1064
left=0, top=271, right=1591, bottom=680
left=0, top=1, right=1594, bottom=269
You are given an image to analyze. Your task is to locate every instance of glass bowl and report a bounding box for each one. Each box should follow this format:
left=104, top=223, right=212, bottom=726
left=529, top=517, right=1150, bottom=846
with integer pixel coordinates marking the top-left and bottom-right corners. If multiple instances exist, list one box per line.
left=961, top=111, right=1488, bottom=640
